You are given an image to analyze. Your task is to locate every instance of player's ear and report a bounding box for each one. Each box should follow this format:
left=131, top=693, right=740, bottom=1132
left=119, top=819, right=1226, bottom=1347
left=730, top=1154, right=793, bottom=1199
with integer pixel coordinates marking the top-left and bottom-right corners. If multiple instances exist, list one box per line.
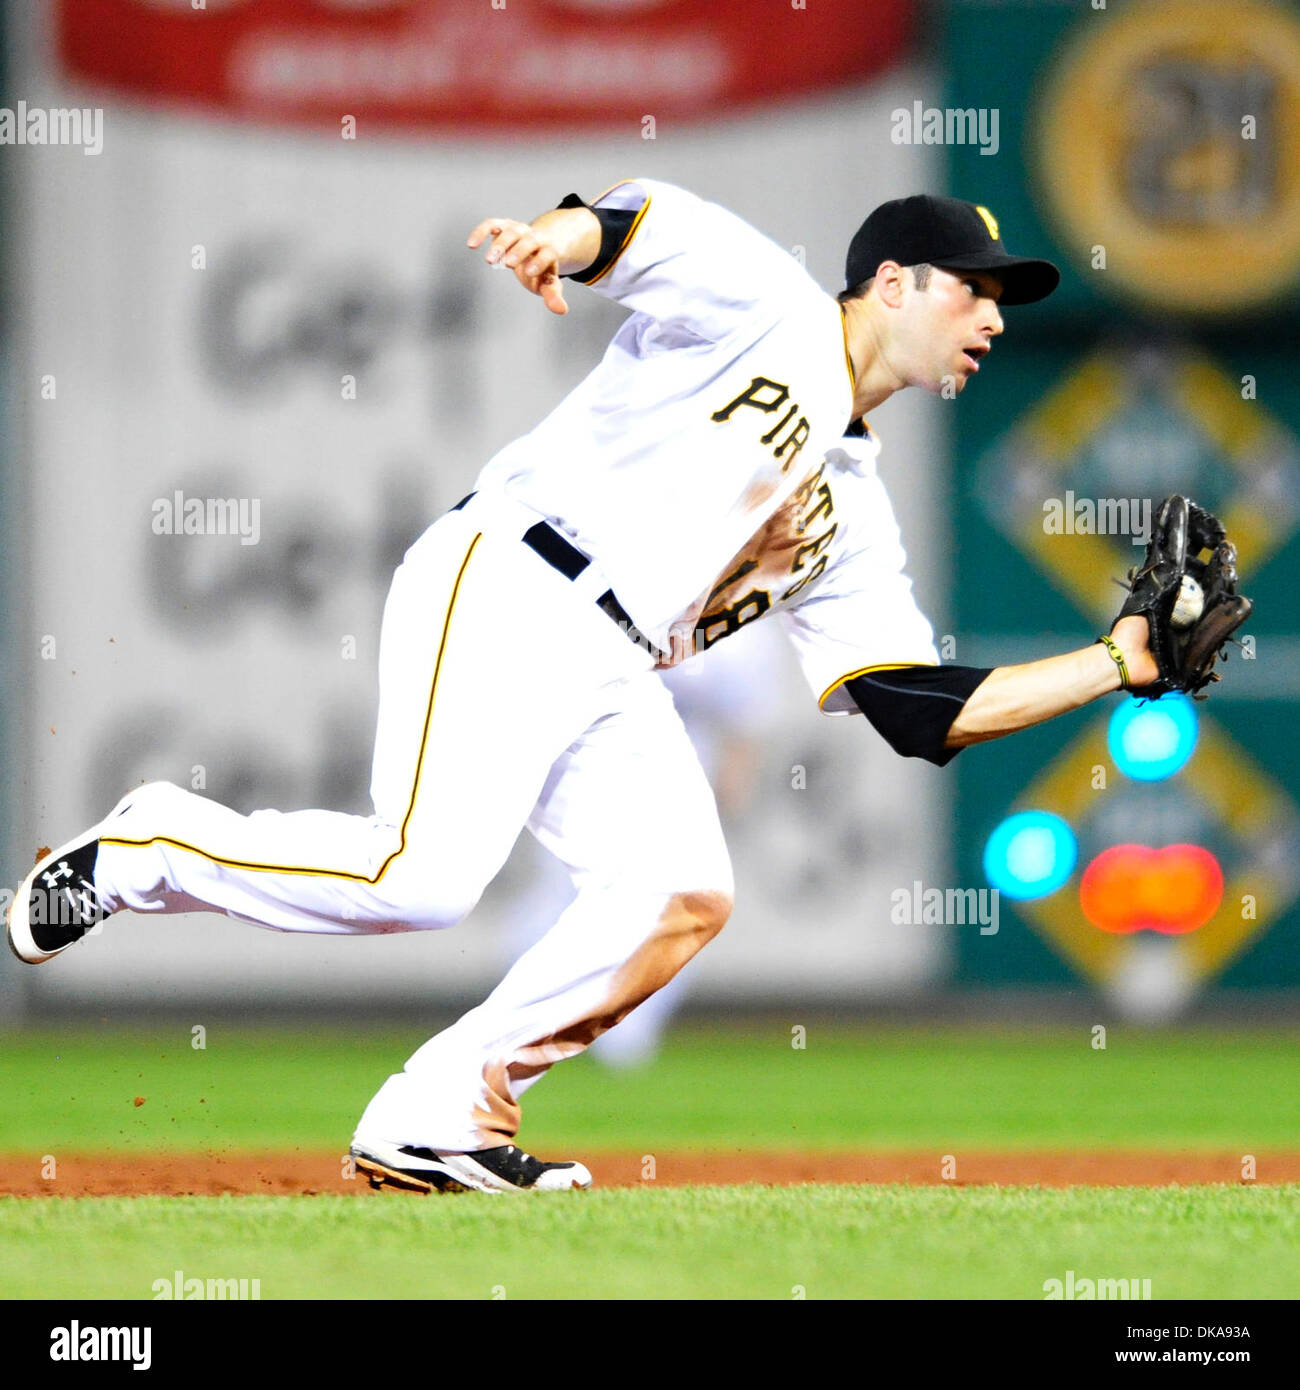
left=873, top=261, right=907, bottom=309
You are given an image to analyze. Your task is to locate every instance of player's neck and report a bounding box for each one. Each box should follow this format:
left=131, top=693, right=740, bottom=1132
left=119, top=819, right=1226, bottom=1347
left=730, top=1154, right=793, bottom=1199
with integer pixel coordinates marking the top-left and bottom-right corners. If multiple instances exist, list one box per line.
left=841, top=296, right=905, bottom=417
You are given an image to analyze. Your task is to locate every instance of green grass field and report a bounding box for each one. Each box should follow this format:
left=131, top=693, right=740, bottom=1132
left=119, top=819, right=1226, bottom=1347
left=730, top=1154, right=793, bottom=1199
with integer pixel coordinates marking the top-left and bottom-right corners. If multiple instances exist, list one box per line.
left=3, top=1023, right=1299, bottom=1299
left=4, top=1021, right=1299, bottom=1152
left=4, top=1186, right=1295, bottom=1300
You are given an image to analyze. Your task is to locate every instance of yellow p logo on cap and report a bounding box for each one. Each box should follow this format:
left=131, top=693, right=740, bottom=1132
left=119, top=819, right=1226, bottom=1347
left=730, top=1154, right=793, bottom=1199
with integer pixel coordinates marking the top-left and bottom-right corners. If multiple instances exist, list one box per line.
left=975, top=205, right=1000, bottom=241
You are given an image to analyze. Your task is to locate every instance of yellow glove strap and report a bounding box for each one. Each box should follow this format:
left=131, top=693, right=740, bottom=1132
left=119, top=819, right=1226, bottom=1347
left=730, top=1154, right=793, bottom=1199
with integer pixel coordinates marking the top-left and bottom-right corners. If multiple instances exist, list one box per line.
left=1096, top=635, right=1130, bottom=690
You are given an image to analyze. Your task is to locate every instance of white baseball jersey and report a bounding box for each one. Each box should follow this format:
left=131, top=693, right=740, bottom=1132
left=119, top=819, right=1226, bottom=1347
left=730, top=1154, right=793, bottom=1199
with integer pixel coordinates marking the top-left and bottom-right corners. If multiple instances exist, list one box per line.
left=660, top=428, right=941, bottom=714
left=474, top=177, right=858, bottom=652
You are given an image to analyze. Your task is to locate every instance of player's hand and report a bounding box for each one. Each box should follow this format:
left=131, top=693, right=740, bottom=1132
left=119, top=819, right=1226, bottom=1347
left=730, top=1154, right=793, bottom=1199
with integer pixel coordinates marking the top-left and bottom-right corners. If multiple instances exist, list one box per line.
left=467, top=218, right=569, bottom=315
left=1110, top=614, right=1160, bottom=690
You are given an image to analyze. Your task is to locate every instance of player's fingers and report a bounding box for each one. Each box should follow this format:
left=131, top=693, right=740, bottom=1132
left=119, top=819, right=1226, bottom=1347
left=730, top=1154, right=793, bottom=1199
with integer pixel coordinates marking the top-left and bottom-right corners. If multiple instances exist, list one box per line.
left=467, top=219, right=564, bottom=310
left=467, top=220, right=528, bottom=263
left=518, top=244, right=558, bottom=283
left=483, top=230, right=515, bottom=264
left=513, top=242, right=555, bottom=288
left=503, top=233, right=543, bottom=269
left=539, top=272, right=568, bottom=316
left=466, top=218, right=506, bottom=250
left=486, top=224, right=533, bottom=265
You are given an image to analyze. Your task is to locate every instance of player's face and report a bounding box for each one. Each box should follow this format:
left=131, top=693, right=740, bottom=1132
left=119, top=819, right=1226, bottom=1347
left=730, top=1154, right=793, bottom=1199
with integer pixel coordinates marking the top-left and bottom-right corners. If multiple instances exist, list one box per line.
left=900, top=266, right=1005, bottom=395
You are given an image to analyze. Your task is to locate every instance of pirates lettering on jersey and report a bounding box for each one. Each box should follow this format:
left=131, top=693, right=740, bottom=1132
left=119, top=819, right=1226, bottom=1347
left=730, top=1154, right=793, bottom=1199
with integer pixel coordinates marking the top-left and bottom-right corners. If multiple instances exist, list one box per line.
left=781, top=461, right=838, bottom=601
left=710, top=376, right=812, bottom=471
left=662, top=456, right=842, bottom=664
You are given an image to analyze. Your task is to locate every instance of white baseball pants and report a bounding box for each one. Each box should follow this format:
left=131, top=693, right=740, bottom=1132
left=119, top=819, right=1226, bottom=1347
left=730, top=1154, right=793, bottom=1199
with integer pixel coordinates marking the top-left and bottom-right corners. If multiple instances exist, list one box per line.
left=94, top=488, right=734, bottom=1152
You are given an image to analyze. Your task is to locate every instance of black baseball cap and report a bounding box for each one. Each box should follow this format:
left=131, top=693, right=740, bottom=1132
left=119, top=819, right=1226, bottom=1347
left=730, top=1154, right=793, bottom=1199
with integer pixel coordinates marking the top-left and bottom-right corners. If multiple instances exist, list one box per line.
left=845, top=195, right=1060, bottom=305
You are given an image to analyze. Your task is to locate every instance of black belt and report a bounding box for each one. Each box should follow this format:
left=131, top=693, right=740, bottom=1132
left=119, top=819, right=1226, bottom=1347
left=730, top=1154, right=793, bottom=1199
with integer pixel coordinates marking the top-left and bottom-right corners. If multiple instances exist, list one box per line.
left=451, top=492, right=660, bottom=657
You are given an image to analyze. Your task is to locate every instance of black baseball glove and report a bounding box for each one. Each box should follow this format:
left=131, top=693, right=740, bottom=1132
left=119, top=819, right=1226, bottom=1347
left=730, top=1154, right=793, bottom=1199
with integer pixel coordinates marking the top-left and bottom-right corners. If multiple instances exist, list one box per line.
left=1112, top=495, right=1254, bottom=698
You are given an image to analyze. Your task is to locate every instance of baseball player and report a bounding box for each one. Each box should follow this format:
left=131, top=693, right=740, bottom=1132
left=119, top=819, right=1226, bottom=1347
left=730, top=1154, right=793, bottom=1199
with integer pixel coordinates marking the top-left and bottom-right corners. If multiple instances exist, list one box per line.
left=7, top=183, right=1250, bottom=1194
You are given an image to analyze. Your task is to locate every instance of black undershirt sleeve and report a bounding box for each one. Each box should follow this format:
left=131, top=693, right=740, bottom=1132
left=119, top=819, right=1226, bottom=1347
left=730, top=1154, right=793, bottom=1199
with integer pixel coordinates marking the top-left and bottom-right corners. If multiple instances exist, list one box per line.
left=554, top=193, right=638, bottom=285
left=845, top=664, right=993, bottom=767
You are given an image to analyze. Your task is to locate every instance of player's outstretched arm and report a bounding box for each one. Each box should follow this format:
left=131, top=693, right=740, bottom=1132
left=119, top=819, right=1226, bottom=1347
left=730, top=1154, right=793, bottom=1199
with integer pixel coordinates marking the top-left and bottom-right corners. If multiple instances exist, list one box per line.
left=466, top=207, right=602, bottom=316
left=943, top=615, right=1156, bottom=750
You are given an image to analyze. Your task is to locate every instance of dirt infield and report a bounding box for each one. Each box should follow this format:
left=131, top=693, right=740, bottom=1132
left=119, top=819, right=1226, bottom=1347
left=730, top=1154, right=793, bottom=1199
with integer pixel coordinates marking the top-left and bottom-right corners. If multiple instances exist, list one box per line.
left=1, top=1149, right=1294, bottom=1196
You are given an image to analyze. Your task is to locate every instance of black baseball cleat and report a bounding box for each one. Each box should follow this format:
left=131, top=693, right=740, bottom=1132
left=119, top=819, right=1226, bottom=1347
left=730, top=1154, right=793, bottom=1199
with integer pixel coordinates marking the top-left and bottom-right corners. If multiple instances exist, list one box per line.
left=7, top=833, right=112, bottom=965
left=350, top=1137, right=593, bottom=1194
left=6, top=791, right=140, bottom=964
left=8, top=789, right=143, bottom=961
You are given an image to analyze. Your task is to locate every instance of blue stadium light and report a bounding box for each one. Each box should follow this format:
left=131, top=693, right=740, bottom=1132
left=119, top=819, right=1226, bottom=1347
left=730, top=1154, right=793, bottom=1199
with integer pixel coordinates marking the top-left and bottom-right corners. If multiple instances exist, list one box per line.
left=1107, top=693, right=1198, bottom=781
left=982, top=810, right=1077, bottom=900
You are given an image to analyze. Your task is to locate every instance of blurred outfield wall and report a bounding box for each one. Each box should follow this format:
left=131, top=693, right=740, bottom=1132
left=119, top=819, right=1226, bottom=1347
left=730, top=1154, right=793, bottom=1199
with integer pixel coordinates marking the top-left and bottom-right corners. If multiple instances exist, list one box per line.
left=2, top=1, right=957, bottom=1012
left=943, top=0, right=1300, bottom=1019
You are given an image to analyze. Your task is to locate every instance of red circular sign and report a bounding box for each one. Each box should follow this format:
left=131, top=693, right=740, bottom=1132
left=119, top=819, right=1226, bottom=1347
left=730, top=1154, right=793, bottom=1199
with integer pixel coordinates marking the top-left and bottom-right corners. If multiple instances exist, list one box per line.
left=1080, top=844, right=1223, bottom=936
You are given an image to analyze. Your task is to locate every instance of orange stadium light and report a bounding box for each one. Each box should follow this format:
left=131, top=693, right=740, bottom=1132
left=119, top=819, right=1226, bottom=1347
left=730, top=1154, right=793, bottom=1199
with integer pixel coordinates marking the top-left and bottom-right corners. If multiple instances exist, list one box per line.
left=1079, top=844, right=1223, bottom=936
